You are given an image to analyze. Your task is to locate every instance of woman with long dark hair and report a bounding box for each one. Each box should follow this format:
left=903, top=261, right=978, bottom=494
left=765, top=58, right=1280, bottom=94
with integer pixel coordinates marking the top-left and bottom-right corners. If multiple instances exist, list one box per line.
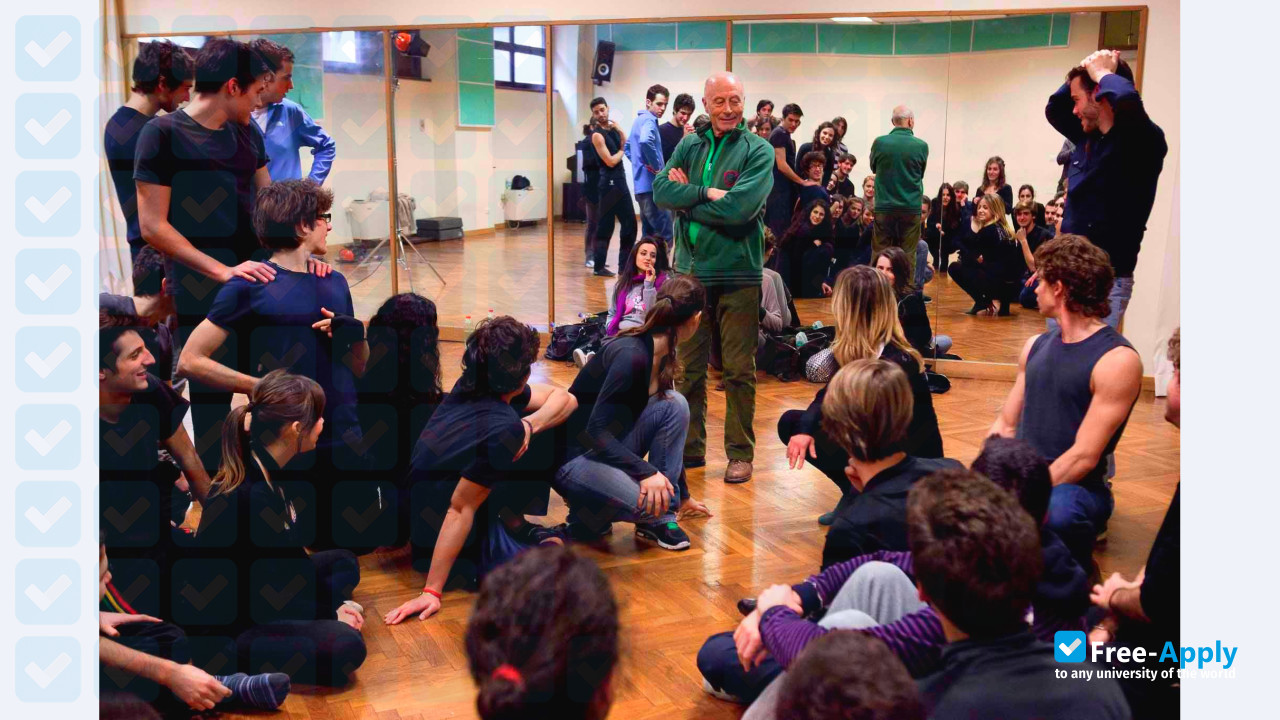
left=778, top=266, right=943, bottom=524
left=1017, top=184, right=1047, bottom=226
left=553, top=275, right=706, bottom=550
left=359, top=293, right=444, bottom=547
left=606, top=236, right=672, bottom=337
left=949, top=193, right=1024, bottom=316
left=194, top=370, right=367, bottom=686
left=976, top=156, right=1014, bottom=211
left=779, top=198, right=834, bottom=298
left=926, top=182, right=964, bottom=273
left=795, top=121, right=837, bottom=186
left=874, top=246, right=952, bottom=358
left=830, top=116, right=849, bottom=154
left=467, top=545, right=618, bottom=720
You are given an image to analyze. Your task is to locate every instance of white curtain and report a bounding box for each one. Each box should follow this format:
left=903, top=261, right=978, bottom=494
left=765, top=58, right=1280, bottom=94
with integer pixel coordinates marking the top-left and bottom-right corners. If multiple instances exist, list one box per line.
left=97, top=0, right=129, bottom=294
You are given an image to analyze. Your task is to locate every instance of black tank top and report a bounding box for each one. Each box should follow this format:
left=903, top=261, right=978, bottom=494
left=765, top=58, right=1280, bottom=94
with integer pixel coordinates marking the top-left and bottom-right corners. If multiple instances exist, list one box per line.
left=593, top=127, right=626, bottom=186
left=1016, top=325, right=1136, bottom=487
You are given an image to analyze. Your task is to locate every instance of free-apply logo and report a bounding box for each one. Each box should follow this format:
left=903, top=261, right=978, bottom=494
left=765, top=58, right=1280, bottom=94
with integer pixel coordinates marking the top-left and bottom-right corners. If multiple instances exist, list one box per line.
left=1055, top=630, right=1086, bottom=662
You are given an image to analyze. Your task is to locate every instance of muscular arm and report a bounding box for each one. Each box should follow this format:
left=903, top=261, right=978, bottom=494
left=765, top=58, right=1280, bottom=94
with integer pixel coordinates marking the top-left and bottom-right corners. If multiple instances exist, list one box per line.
left=774, top=147, right=806, bottom=185
left=176, top=320, right=258, bottom=394
left=162, top=426, right=212, bottom=503
left=592, top=132, right=623, bottom=168
left=522, top=382, right=578, bottom=434
left=990, top=334, right=1038, bottom=437
left=1049, top=346, right=1143, bottom=486
left=137, top=182, right=231, bottom=284
left=421, top=478, right=491, bottom=594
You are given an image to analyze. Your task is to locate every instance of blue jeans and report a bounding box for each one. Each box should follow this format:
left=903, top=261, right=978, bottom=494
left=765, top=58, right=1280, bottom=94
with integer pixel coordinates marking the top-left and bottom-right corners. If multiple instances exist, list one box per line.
left=553, top=391, right=688, bottom=530
left=637, top=192, right=672, bottom=242
left=1047, top=275, right=1134, bottom=331
left=1046, top=481, right=1114, bottom=569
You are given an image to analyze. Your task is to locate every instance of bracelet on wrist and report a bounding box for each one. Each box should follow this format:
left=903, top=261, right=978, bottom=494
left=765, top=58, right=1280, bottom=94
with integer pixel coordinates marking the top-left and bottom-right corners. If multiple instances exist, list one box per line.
left=421, top=587, right=442, bottom=600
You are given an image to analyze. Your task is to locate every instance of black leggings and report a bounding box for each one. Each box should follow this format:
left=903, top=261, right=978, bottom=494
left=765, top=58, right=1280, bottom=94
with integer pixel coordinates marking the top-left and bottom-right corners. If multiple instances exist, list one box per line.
left=949, top=259, right=1019, bottom=308
left=101, top=620, right=192, bottom=714
left=595, top=180, right=636, bottom=271
left=777, top=409, right=858, bottom=510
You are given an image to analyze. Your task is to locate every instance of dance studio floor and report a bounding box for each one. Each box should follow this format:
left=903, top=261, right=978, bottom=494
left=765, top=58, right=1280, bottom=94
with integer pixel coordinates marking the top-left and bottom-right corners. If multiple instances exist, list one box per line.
left=215, top=340, right=1179, bottom=719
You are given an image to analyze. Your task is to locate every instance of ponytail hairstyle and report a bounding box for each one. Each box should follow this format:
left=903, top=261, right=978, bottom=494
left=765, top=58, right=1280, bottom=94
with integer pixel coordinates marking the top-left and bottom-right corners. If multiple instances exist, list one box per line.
left=618, top=274, right=704, bottom=395
left=830, top=266, right=923, bottom=372
left=211, top=369, right=325, bottom=497
left=467, top=545, right=619, bottom=720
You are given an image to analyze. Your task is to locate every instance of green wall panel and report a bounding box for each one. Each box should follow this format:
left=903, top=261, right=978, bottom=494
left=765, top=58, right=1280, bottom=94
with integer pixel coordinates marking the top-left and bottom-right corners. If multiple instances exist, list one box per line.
left=1050, top=14, right=1072, bottom=46
left=457, top=38, right=494, bottom=85
left=268, top=32, right=323, bottom=119
left=748, top=23, right=816, bottom=54
left=894, top=22, right=951, bottom=56
left=855, top=25, right=894, bottom=55
left=972, top=15, right=1053, bottom=52
left=732, top=25, right=750, bottom=55
left=457, top=33, right=494, bottom=127
left=678, top=21, right=726, bottom=50
left=458, top=82, right=495, bottom=127
left=457, top=27, right=491, bottom=44
left=817, top=24, right=857, bottom=54
left=949, top=21, right=973, bottom=53
left=609, top=23, right=677, bottom=52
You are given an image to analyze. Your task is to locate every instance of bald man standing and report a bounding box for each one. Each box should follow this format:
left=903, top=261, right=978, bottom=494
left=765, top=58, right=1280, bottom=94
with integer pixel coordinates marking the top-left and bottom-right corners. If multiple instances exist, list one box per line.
left=869, top=105, right=929, bottom=279
left=654, top=71, right=774, bottom=484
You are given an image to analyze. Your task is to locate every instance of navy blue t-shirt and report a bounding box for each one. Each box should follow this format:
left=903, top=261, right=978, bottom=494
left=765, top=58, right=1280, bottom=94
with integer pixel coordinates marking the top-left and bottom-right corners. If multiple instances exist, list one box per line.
left=205, top=261, right=358, bottom=438
left=407, top=382, right=533, bottom=490
left=104, top=106, right=151, bottom=247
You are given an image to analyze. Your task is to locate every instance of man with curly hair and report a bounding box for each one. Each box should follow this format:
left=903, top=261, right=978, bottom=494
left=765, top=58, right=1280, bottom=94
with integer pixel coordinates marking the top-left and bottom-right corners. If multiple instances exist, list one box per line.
left=383, top=316, right=578, bottom=625
left=989, top=234, right=1143, bottom=570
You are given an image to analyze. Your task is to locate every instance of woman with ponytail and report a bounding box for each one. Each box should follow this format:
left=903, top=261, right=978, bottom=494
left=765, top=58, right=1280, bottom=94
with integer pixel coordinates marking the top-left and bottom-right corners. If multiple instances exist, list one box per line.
left=192, top=370, right=367, bottom=686
left=554, top=274, right=707, bottom=551
left=777, top=266, right=945, bottom=525
left=466, top=545, right=618, bottom=720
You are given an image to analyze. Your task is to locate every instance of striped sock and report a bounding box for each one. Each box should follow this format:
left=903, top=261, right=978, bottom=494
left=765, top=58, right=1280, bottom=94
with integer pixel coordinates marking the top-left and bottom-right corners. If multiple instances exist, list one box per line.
left=215, top=672, right=290, bottom=710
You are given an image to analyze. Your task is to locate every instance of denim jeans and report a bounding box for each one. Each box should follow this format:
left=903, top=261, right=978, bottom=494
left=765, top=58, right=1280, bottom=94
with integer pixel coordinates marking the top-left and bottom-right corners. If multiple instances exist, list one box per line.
left=552, top=391, right=689, bottom=530
left=636, top=191, right=672, bottom=242
left=1046, top=481, right=1114, bottom=569
left=1047, top=275, right=1134, bottom=331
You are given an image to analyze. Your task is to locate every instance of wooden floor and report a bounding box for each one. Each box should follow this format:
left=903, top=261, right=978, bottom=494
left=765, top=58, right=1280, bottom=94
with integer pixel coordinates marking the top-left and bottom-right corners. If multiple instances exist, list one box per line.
left=216, top=341, right=1179, bottom=720
left=336, top=221, right=1035, bottom=365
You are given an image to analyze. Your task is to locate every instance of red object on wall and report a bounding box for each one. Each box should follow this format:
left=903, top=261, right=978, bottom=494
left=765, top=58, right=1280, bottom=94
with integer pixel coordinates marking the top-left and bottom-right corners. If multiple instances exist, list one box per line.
left=395, top=32, right=411, bottom=52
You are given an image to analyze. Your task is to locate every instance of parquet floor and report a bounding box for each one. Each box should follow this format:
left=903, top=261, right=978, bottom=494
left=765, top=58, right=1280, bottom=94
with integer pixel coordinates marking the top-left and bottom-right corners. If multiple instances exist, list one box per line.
left=215, top=341, right=1179, bottom=720
left=337, top=221, right=1039, bottom=366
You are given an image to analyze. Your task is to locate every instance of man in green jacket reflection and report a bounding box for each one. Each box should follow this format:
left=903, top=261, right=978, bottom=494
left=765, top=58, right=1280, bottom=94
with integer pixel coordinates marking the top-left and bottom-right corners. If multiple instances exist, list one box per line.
left=655, top=71, right=774, bottom=485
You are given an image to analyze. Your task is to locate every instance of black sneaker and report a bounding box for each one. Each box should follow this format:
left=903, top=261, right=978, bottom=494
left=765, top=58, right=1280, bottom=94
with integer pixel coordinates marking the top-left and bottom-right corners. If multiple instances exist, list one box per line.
left=555, top=520, right=613, bottom=542
left=636, top=521, right=690, bottom=550
left=508, top=521, right=565, bottom=546
left=594, top=268, right=616, bottom=278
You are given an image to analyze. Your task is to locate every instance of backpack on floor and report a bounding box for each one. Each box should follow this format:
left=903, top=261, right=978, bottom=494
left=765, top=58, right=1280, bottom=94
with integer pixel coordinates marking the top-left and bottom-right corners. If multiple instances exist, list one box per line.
left=545, top=312, right=607, bottom=361
left=758, top=334, right=802, bottom=381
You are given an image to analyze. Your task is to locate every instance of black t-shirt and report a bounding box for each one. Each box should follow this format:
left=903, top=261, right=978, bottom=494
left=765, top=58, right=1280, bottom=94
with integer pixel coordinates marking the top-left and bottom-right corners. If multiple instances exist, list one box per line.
left=205, top=262, right=359, bottom=440
left=564, top=334, right=660, bottom=479
left=133, top=109, right=268, bottom=312
left=407, top=382, right=533, bottom=491
left=592, top=126, right=627, bottom=186
left=795, top=184, right=830, bottom=213
left=659, top=122, right=685, bottom=166
left=829, top=176, right=857, bottom=198
left=769, top=126, right=796, bottom=190
left=105, top=106, right=151, bottom=246
left=99, top=374, right=189, bottom=550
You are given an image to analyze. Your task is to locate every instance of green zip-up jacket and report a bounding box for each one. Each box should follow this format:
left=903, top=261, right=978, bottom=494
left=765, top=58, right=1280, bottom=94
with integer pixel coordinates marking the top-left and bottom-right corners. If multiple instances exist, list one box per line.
left=653, top=121, right=774, bottom=286
left=869, top=126, right=929, bottom=213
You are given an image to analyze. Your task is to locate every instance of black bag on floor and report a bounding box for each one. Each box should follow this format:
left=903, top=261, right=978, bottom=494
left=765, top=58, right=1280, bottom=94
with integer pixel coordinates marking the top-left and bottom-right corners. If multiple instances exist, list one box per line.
left=758, top=334, right=802, bottom=381
left=545, top=312, right=606, bottom=361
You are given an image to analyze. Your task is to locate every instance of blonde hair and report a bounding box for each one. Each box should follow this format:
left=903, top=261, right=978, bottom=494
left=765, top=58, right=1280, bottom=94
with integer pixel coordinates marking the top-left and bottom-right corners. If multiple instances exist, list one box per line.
left=821, top=359, right=913, bottom=462
left=830, top=266, right=923, bottom=372
left=979, top=193, right=1017, bottom=241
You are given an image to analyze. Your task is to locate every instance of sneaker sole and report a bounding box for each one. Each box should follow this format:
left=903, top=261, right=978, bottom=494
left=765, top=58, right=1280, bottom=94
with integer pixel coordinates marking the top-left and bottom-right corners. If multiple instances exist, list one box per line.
left=635, top=529, right=691, bottom=551
left=702, top=679, right=742, bottom=703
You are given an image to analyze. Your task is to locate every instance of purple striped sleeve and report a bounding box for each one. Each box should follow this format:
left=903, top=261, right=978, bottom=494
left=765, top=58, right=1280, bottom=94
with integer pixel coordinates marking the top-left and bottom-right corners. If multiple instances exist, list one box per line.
left=797, top=550, right=916, bottom=609
left=760, top=605, right=946, bottom=677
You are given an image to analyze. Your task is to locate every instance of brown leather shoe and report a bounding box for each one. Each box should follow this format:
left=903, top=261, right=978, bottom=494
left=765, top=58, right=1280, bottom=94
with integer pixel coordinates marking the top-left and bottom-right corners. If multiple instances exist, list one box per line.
left=724, top=460, right=753, bottom=484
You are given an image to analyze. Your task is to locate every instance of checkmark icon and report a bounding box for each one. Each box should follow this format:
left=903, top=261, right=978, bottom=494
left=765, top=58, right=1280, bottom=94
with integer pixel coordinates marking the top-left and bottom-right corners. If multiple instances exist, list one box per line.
left=341, top=111, right=384, bottom=145
left=24, top=342, right=72, bottom=379
left=180, top=576, right=229, bottom=611
left=180, top=187, right=228, bottom=222
left=258, top=343, right=307, bottom=372
left=25, top=419, right=71, bottom=456
left=343, top=420, right=387, bottom=457
left=1054, top=630, right=1086, bottom=662
left=24, top=31, right=72, bottom=67
left=103, top=497, right=150, bottom=532
left=1058, top=638, right=1081, bottom=655
left=25, top=574, right=72, bottom=611
left=25, top=186, right=72, bottom=224
left=24, top=264, right=72, bottom=301
left=25, top=496, right=72, bottom=533
left=260, top=575, right=307, bottom=610
left=258, top=497, right=305, bottom=534
left=24, top=652, right=72, bottom=688
left=342, top=499, right=383, bottom=533
left=103, top=420, right=150, bottom=456
left=25, top=109, right=72, bottom=145
left=261, top=653, right=307, bottom=677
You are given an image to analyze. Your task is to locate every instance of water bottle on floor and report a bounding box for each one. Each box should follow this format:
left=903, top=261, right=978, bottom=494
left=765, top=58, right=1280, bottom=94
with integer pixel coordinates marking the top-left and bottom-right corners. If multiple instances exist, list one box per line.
left=464, top=315, right=474, bottom=338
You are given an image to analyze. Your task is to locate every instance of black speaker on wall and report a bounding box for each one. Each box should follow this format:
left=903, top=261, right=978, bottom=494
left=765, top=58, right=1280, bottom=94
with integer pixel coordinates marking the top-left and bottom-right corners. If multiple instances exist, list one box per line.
left=592, top=41, right=616, bottom=85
